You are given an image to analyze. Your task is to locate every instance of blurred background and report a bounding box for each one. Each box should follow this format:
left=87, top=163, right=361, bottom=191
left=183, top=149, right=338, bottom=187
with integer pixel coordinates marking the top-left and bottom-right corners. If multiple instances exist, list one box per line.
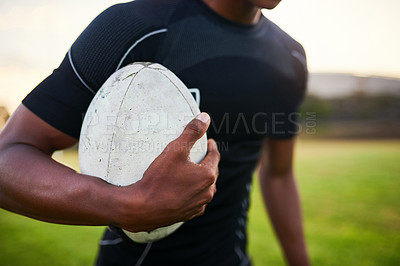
left=0, top=0, right=399, bottom=265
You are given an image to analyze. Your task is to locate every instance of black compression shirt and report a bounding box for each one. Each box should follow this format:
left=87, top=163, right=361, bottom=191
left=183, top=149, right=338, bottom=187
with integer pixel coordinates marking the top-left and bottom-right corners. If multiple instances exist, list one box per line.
left=23, top=0, right=307, bottom=265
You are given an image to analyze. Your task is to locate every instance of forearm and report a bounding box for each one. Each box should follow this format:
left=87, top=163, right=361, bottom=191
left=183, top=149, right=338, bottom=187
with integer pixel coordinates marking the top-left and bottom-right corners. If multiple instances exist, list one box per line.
left=0, top=143, right=123, bottom=226
left=0, top=105, right=220, bottom=233
left=259, top=171, right=310, bottom=266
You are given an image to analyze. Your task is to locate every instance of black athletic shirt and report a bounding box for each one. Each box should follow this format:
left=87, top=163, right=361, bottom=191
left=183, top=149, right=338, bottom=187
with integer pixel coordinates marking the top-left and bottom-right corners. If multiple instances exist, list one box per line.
left=23, top=0, right=307, bottom=265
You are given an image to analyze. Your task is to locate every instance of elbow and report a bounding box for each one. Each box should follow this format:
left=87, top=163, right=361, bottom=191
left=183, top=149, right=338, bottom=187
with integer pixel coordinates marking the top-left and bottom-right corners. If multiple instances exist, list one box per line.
left=259, top=165, right=294, bottom=180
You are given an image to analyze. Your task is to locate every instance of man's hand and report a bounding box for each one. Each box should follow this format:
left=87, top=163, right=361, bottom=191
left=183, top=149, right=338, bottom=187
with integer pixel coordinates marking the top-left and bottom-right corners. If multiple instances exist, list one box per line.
left=116, top=113, right=220, bottom=232
left=0, top=106, right=220, bottom=233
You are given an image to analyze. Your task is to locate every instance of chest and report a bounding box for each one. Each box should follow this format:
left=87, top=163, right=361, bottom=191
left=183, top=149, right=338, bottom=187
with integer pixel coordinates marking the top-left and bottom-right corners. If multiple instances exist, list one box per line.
left=131, top=27, right=304, bottom=140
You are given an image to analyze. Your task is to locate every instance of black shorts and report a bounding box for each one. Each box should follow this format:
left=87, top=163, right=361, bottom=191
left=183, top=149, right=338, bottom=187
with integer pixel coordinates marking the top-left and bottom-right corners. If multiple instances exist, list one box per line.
left=95, top=228, right=251, bottom=266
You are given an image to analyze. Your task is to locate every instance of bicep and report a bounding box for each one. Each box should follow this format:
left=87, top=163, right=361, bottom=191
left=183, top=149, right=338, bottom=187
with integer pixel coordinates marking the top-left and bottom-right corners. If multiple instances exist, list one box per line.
left=258, top=137, right=295, bottom=177
left=0, top=104, right=77, bottom=155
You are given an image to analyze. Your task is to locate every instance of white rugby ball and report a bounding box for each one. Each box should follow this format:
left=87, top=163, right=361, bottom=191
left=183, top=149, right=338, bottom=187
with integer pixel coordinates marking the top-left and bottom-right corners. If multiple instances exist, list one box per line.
left=79, top=62, right=207, bottom=243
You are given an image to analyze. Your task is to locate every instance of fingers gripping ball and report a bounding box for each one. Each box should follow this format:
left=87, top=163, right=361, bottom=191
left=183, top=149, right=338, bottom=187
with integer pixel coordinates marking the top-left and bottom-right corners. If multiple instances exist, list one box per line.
left=79, top=62, right=207, bottom=243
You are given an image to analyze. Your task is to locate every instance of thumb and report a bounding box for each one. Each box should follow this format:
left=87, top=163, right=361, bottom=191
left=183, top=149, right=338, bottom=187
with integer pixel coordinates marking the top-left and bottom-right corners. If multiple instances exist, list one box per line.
left=175, top=112, right=210, bottom=153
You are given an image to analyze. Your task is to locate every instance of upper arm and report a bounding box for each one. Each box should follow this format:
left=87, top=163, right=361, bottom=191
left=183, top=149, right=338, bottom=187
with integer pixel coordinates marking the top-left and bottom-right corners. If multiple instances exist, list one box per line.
left=0, top=104, right=77, bottom=155
left=21, top=2, right=167, bottom=140
left=258, top=137, right=296, bottom=178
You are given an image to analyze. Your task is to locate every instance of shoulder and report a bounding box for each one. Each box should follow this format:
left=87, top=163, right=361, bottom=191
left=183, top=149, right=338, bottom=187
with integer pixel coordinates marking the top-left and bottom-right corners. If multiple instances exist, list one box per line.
left=78, top=0, right=181, bottom=38
left=97, top=0, right=182, bottom=27
left=265, top=18, right=306, bottom=59
left=259, top=18, right=308, bottom=108
left=263, top=18, right=307, bottom=77
left=70, top=0, right=183, bottom=91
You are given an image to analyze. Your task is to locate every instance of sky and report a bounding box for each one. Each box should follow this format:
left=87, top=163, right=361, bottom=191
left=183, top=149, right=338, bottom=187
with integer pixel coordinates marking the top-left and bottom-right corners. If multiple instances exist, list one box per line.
left=1, top=0, right=400, bottom=112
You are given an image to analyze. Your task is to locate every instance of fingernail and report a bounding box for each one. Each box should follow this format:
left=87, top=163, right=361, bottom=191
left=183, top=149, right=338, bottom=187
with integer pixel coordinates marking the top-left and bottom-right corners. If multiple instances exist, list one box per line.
left=195, top=112, right=210, bottom=123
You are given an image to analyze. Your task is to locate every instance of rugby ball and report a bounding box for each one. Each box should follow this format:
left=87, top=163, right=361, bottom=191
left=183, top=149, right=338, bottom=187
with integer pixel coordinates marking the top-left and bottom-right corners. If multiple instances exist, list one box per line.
left=79, top=62, right=207, bottom=243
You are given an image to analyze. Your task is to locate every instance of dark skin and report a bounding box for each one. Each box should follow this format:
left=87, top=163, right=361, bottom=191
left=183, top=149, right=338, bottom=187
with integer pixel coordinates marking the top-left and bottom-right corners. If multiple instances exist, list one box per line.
left=258, top=138, right=310, bottom=266
left=0, top=105, right=219, bottom=232
left=0, top=0, right=309, bottom=265
left=203, top=0, right=310, bottom=265
left=203, top=0, right=281, bottom=24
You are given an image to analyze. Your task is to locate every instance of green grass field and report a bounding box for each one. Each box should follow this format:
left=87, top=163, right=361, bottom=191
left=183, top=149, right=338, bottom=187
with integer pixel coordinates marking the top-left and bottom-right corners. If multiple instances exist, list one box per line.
left=0, top=140, right=399, bottom=265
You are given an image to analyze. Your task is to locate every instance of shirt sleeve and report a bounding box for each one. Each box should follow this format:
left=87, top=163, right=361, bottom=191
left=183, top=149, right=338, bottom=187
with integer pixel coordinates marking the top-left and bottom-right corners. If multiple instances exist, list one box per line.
left=22, top=2, right=165, bottom=139
left=267, top=44, right=308, bottom=139
left=22, top=55, right=94, bottom=139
